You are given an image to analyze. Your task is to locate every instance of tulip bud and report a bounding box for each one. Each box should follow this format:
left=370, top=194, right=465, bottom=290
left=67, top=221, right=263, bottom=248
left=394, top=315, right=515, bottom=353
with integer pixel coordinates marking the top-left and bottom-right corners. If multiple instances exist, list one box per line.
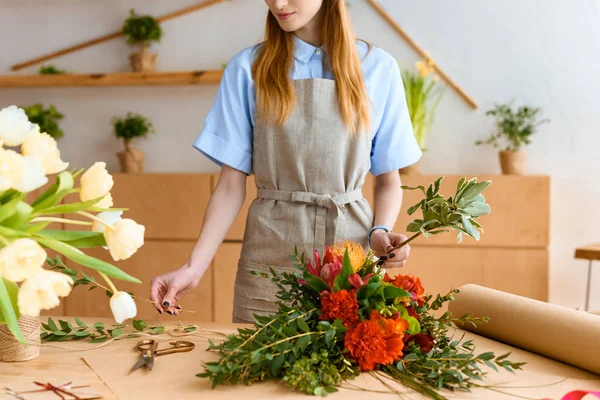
left=109, top=291, right=137, bottom=323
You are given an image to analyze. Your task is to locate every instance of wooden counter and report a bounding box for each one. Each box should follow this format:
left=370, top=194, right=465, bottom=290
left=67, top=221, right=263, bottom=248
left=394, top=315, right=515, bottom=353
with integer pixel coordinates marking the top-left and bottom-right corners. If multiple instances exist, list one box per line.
left=42, top=173, right=549, bottom=322
left=0, top=317, right=597, bottom=400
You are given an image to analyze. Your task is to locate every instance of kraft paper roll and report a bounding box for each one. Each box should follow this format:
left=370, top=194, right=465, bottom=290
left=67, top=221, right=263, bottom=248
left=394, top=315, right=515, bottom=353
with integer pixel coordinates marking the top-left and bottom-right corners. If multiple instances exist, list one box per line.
left=449, top=284, right=600, bottom=375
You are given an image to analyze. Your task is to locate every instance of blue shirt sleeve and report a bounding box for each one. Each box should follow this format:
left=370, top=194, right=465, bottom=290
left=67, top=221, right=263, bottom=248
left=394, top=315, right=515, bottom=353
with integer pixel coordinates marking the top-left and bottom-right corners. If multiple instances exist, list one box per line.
left=193, top=49, right=256, bottom=175
left=369, top=57, right=422, bottom=176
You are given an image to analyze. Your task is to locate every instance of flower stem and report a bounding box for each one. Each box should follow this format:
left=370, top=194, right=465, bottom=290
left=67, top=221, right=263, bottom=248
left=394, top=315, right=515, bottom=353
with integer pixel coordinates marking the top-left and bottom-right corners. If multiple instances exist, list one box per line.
left=31, top=217, right=93, bottom=226
left=76, top=211, right=114, bottom=230
left=392, top=232, right=421, bottom=250
left=98, top=271, right=118, bottom=294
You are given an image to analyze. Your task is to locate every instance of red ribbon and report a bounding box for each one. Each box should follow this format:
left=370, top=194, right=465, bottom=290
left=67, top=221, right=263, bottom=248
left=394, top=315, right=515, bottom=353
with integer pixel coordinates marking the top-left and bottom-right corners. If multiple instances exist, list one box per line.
left=541, top=391, right=600, bottom=400
left=15, top=382, right=90, bottom=400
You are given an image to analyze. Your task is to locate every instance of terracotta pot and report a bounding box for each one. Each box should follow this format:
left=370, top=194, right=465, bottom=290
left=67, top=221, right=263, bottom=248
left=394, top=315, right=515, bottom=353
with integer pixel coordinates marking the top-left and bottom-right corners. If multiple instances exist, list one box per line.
left=129, top=45, right=157, bottom=73
left=117, top=148, right=145, bottom=173
left=0, top=316, right=40, bottom=362
left=499, top=150, right=526, bottom=175
left=399, top=159, right=421, bottom=176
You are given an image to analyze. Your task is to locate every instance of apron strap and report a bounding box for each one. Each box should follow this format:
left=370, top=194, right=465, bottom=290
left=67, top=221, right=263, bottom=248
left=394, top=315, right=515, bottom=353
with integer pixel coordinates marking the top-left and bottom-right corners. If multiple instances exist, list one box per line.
left=256, top=188, right=363, bottom=249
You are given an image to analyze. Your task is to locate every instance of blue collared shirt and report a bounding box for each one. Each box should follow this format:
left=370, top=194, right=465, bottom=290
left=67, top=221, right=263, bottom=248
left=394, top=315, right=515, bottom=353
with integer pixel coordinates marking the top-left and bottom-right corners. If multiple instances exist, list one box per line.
left=194, top=35, right=422, bottom=176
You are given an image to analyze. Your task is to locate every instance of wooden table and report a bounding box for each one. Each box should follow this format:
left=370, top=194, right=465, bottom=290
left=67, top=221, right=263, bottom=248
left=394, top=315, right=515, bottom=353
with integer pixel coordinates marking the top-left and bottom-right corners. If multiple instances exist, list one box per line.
left=575, top=243, right=600, bottom=311
left=1, top=317, right=599, bottom=400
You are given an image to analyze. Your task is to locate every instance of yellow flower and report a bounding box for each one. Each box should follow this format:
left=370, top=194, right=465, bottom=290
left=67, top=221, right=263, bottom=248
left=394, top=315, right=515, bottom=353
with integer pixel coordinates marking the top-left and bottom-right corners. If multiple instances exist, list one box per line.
left=104, top=218, right=145, bottom=261
left=21, top=129, right=69, bottom=174
left=0, top=238, right=47, bottom=282
left=330, top=240, right=367, bottom=272
left=0, top=106, right=33, bottom=147
left=80, top=162, right=114, bottom=208
left=17, top=270, right=73, bottom=317
left=0, top=148, right=25, bottom=191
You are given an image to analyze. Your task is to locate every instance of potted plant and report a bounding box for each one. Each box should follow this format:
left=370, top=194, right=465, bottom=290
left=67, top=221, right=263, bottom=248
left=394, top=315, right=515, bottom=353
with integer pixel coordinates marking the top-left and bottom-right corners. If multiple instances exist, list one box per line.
left=400, top=57, right=445, bottom=175
left=476, top=103, right=549, bottom=175
left=113, top=112, right=155, bottom=173
left=21, top=103, right=64, bottom=139
left=121, top=8, right=163, bottom=73
left=0, top=105, right=145, bottom=361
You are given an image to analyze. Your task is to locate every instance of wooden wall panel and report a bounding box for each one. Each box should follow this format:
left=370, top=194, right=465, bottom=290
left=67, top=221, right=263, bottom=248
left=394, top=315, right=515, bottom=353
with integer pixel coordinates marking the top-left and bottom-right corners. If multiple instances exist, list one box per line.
left=64, top=241, right=213, bottom=322
left=387, top=247, right=548, bottom=301
left=395, top=175, right=550, bottom=248
left=213, top=243, right=242, bottom=323
left=103, top=174, right=212, bottom=240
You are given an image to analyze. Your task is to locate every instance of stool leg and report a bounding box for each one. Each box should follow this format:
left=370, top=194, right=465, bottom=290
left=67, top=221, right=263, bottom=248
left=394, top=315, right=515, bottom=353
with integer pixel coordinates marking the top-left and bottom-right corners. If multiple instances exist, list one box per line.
left=585, top=260, right=593, bottom=311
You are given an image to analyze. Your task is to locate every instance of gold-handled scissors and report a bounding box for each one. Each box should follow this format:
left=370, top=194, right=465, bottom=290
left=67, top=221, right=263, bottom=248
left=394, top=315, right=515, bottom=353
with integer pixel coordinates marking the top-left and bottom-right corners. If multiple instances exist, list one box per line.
left=130, top=339, right=195, bottom=372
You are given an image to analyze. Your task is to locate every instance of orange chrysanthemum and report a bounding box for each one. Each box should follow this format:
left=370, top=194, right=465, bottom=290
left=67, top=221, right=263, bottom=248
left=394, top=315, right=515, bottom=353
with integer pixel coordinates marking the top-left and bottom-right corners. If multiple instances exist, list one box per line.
left=320, top=289, right=359, bottom=327
left=344, top=311, right=409, bottom=371
left=329, top=240, right=367, bottom=272
left=390, top=274, right=425, bottom=301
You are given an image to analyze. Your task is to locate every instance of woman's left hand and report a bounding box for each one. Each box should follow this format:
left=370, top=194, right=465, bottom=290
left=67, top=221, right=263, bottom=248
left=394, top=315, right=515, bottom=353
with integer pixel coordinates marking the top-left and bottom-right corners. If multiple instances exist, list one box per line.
left=370, top=230, right=410, bottom=269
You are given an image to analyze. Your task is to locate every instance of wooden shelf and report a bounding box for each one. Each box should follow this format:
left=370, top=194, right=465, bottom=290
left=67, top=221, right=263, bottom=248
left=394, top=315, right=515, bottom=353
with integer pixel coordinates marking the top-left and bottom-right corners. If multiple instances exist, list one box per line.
left=0, top=70, right=223, bottom=88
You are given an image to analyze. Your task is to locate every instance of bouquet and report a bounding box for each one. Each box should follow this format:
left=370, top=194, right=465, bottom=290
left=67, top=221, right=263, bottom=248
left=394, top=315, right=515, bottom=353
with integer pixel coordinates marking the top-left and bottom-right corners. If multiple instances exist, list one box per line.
left=198, top=177, right=524, bottom=399
left=0, top=105, right=144, bottom=343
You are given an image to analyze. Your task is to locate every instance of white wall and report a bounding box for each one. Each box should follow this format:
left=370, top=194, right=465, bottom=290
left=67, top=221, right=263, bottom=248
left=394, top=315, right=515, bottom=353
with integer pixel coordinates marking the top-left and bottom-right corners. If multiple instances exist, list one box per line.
left=2, top=0, right=599, bottom=310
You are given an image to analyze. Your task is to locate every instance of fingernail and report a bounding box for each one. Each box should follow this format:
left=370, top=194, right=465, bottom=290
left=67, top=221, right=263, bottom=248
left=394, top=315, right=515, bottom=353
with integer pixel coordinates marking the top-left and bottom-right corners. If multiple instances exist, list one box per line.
left=176, top=306, right=182, bottom=310
left=157, top=309, right=162, bottom=314
left=163, top=301, right=170, bottom=307
left=389, top=253, right=396, bottom=259
left=167, top=311, right=173, bottom=315
left=380, top=256, right=388, bottom=261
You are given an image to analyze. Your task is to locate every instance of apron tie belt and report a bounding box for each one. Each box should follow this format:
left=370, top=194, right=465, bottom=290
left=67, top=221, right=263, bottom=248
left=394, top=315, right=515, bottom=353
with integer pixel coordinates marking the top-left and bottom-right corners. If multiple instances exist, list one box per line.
left=256, top=188, right=363, bottom=251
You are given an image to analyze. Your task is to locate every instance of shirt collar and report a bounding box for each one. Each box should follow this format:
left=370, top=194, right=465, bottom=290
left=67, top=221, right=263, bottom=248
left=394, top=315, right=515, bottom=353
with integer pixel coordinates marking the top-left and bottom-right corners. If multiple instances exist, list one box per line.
left=292, top=34, right=322, bottom=63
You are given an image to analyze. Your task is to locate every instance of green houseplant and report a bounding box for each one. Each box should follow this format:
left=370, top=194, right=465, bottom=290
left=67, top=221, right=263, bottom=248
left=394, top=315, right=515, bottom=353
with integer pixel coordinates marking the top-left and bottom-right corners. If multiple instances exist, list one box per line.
left=121, top=8, right=163, bottom=73
left=21, top=104, right=64, bottom=139
left=401, top=57, right=445, bottom=175
left=113, top=112, right=155, bottom=173
left=476, top=103, right=549, bottom=175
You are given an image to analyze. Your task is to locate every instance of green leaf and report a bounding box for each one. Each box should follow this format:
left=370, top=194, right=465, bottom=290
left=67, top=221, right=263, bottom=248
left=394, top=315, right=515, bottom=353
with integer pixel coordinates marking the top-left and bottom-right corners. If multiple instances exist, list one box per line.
left=127, top=333, right=142, bottom=339
left=406, top=201, right=422, bottom=216
left=297, top=319, right=310, bottom=333
left=478, top=352, right=495, bottom=361
left=462, top=201, right=491, bottom=218
left=357, top=281, right=381, bottom=300
left=74, top=330, right=91, bottom=337
left=333, top=249, right=353, bottom=292
left=406, top=316, right=421, bottom=335
left=52, top=330, right=67, bottom=336
left=32, top=171, right=74, bottom=212
left=93, top=322, right=104, bottom=330
left=302, top=270, right=329, bottom=293
left=456, top=177, right=466, bottom=194
left=461, top=216, right=480, bottom=241
left=36, top=230, right=107, bottom=248
left=90, top=336, right=108, bottom=343
left=2, top=201, right=33, bottom=229
left=75, top=318, right=87, bottom=329
left=0, top=195, right=24, bottom=223
left=406, top=221, right=422, bottom=233
left=35, top=237, right=141, bottom=283
left=401, top=184, right=426, bottom=194
left=33, top=196, right=108, bottom=216
left=383, top=285, right=411, bottom=300
left=111, top=329, right=123, bottom=338
left=59, top=320, right=73, bottom=333
left=460, top=181, right=492, bottom=203
left=251, top=350, right=261, bottom=364
left=151, top=326, right=165, bottom=335
left=0, top=279, right=24, bottom=344
left=271, top=354, right=285, bottom=376
left=133, top=320, right=147, bottom=332
left=433, top=177, right=443, bottom=195
left=298, top=334, right=311, bottom=352
left=325, top=329, right=335, bottom=346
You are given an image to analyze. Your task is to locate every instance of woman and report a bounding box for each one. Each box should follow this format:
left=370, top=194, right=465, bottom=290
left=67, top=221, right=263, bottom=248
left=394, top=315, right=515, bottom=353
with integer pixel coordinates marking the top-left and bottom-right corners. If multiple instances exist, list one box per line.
left=150, top=0, right=421, bottom=322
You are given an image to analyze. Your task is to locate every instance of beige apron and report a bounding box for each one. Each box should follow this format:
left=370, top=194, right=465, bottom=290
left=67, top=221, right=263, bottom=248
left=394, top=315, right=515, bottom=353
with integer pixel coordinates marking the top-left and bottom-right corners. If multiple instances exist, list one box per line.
left=232, top=78, right=374, bottom=323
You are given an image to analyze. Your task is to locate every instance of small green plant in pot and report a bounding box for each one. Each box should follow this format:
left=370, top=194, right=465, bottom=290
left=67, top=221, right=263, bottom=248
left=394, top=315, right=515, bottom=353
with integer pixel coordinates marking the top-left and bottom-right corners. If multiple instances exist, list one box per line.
left=400, top=57, right=445, bottom=175
left=113, top=112, right=155, bottom=173
left=121, top=8, right=163, bottom=72
left=476, top=103, right=549, bottom=175
left=21, top=104, right=64, bottom=139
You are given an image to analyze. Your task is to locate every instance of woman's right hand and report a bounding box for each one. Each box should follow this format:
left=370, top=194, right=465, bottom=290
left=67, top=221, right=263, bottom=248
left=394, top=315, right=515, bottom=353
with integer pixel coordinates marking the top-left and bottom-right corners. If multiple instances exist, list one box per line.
left=150, top=265, right=201, bottom=315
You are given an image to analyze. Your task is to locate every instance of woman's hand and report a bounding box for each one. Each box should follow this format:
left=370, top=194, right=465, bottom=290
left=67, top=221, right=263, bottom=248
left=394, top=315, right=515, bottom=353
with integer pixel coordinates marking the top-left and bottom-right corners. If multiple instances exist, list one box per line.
left=369, top=230, right=411, bottom=269
left=150, top=265, right=202, bottom=315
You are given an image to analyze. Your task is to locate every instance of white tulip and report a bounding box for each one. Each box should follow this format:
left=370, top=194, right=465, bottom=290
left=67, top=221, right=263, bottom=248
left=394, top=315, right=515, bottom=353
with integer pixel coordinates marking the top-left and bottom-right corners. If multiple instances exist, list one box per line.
left=109, top=291, right=137, bottom=323
left=80, top=162, right=114, bottom=208
left=13, top=155, right=48, bottom=193
left=17, top=270, right=73, bottom=317
left=92, top=211, right=123, bottom=234
left=0, top=106, right=33, bottom=147
left=0, top=238, right=47, bottom=282
left=104, top=218, right=145, bottom=261
left=0, top=148, right=25, bottom=191
left=21, top=129, right=69, bottom=174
